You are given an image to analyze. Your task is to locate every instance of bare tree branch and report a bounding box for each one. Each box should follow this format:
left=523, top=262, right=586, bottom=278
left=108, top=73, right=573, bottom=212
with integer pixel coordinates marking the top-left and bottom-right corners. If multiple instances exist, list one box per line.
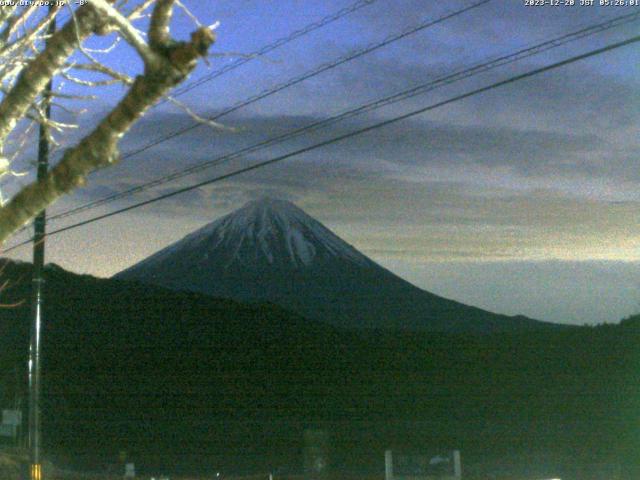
left=0, top=5, right=102, bottom=147
left=0, top=21, right=215, bottom=243
left=87, top=0, right=162, bottom=67
left=127, top=0, right=157, bottom=21
left=149, top=0, right=175, bottom=48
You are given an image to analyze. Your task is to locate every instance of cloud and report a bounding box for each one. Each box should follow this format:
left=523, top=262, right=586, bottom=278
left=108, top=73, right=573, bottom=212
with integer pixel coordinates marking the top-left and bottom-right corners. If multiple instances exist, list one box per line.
left=5, top=0, right=638, bottom=327
left=73, top=108, right=625, bottom=204
left=65, top=117, right=640, bottom=263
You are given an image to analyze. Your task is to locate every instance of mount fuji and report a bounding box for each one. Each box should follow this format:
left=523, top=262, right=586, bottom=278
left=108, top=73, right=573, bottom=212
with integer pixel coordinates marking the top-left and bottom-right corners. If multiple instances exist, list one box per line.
left=116, top=198, right=558, bottom=333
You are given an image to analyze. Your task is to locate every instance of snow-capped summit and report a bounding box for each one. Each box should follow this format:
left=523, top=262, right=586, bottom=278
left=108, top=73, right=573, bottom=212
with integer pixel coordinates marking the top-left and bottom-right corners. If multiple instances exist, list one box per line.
left=127, top=197, right=371, bottom=271
left=116, top=197, right=554, bottom=332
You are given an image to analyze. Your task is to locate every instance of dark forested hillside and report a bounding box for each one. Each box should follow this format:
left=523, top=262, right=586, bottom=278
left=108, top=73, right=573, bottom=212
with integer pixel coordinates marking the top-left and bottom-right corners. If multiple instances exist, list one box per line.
left=0, top=259, right=638, bottom=478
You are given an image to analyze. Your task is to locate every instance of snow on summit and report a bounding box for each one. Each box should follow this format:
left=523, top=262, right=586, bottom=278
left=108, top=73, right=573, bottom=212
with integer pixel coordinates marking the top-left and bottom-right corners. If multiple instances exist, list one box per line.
left=128, top=198, right=371, bottom=270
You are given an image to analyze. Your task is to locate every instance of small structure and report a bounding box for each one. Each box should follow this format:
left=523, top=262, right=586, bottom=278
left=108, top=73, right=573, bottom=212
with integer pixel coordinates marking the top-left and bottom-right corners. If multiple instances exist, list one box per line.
left=0, top=410, right=21, bottom=443
left=385, top=449, right=461, bottom=480
left=124, top=462, right=136, bottom=478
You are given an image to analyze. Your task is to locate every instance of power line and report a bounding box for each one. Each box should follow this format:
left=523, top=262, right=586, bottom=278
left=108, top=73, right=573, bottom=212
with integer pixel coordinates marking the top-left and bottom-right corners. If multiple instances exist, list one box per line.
left=4, top=32, right=639, bottom=253
left=58, top=0, right=377, bottom=98
left=45, top=10, right=640, bottom=223
left=169, top=0, right=378, bottom=98
left=114, top=0, right=493, bottom=161
left=10, top=0, right=491, bottom=233
left=45, top=0, right=491, bottom=221
left=1, top=0, right=380, bottom=240
left=10, top=0, right=492, bottom=231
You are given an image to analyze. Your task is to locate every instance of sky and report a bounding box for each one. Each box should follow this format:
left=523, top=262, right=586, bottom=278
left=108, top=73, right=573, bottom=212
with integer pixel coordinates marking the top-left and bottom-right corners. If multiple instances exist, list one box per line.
left=2, top=0, right=640, bottom=325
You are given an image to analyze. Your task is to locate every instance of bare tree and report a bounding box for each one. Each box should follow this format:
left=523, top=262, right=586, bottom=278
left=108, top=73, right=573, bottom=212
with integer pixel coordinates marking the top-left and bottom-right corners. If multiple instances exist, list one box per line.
left=0, top=1, right=216, bottom=245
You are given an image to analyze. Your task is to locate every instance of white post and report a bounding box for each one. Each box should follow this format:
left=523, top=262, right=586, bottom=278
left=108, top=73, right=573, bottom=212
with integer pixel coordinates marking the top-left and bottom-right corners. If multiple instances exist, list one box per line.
left=124, top=462, right=136, bottom=478
left=385, top=450, right=393, bottom=480
left=452, top=450, right=461, bottom=478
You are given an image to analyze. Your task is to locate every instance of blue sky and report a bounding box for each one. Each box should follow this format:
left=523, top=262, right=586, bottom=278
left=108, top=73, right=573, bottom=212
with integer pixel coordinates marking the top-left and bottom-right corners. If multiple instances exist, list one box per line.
left=3, top=0, right=640, bottom=325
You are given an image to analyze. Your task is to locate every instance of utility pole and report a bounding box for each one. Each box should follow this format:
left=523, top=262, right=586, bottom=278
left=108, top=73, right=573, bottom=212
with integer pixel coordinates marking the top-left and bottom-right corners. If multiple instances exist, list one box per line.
left=28, top=8, right=55, bottom=480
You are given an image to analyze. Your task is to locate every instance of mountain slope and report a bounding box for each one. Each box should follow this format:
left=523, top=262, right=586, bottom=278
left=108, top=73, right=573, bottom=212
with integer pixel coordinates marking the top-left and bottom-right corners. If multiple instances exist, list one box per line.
left=0, top=259, right=347, bottom=472
left=0, top=259, right=636, bottom=477
left=116, top=198, right=559, bottom=333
